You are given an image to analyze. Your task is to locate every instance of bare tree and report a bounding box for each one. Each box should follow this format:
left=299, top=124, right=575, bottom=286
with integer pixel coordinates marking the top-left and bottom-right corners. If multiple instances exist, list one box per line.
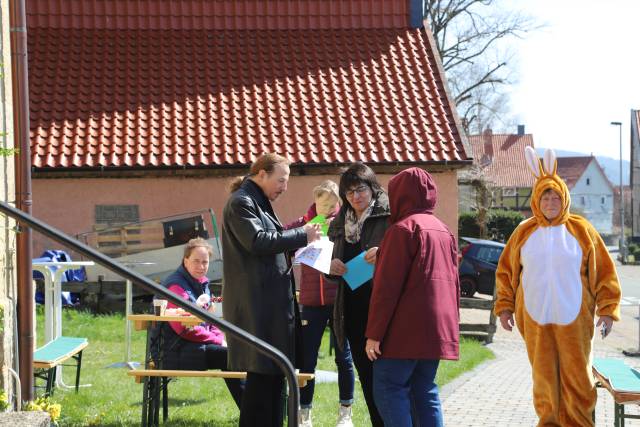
left=424, top=0, right=539, bottom=133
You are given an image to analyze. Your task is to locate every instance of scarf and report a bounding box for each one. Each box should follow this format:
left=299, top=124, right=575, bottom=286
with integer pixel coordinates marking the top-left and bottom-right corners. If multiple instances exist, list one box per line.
left=344, top=200, right=374, bottom=244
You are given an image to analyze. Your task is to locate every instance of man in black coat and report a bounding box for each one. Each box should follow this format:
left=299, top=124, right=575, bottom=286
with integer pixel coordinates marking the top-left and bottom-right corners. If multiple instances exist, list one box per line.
left=222, top=153, right=322, bottom=427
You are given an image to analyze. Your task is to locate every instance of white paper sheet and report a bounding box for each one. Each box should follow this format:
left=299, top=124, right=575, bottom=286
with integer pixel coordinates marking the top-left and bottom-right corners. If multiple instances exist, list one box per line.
left=294, top=237, right=334, bottom=274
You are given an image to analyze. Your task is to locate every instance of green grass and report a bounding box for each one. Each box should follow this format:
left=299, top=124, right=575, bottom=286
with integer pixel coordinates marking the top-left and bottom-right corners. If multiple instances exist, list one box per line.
left=35, top=308, right=493, bottom=426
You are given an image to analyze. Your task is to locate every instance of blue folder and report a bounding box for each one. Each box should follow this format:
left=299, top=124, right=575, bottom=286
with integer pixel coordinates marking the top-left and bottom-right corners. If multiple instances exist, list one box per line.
left=343, top=251, right=374, bottom=290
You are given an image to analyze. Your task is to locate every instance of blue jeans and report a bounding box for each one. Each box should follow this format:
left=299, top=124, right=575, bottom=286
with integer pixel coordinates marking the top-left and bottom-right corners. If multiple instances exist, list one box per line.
left=300, top=305, right=355, bottom=408
left=373, top=359, right=443, bottom=427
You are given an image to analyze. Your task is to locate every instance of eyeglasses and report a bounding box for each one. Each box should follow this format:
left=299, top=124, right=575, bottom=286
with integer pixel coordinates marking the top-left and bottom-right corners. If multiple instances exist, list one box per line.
left=345, top=185, right=369, bottom=198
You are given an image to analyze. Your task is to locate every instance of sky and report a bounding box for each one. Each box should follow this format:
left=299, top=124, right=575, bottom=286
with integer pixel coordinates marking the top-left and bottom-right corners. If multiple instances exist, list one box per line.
left=502, top=0, right=639, bottom=161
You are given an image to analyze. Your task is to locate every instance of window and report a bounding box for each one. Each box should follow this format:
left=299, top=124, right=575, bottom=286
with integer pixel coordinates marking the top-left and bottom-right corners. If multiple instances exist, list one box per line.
left=601, top=197, right=605, bottom=204
left=502, top=188, right=516, bottom=197
left=95, top=205, right=140, bottom=225
left=580, top=196, right=585, bottom=206
left=586, top=178, right=590, bottom=185
left=477, top=246, right=503, bottom=265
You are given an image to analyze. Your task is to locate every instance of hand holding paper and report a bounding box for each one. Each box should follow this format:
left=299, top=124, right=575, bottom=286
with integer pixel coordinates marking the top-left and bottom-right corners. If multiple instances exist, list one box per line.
left=294, top=237, right=334, bottom=274
left=342, top=251, right=374, bottom=290
left=307, top=215, right=330, bottom=235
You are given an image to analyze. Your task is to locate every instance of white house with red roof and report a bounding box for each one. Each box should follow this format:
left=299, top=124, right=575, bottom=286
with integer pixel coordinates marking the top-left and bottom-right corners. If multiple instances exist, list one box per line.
left=556, top=156, right=615, bottom=235
left=25, top=0, right=471, bottom=254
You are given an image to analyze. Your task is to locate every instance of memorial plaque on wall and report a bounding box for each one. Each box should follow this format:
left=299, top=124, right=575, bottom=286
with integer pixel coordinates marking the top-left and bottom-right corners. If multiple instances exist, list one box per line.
left=95, top=205, right=140, bottom=225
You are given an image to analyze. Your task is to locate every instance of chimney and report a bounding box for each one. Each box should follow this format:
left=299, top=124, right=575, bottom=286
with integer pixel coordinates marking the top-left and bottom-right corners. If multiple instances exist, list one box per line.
left=483, top=128, right=493, bottom=158
left=517, top=124, right=525, bottom=135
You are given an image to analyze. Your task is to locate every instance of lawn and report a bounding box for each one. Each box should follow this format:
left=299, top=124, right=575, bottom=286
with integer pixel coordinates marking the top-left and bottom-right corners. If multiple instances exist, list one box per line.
left=35, top=307, right=494, bottom=426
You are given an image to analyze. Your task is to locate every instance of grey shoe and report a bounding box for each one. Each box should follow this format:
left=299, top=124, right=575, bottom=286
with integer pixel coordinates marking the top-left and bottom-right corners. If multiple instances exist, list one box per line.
left=336, top=405, right=353, bottom=427
left=299, top=407, right=313, bottom=427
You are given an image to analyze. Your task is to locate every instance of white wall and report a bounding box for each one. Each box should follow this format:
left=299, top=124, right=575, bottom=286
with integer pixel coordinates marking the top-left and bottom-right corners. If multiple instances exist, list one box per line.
left=570, top=161, right=614, bottom=234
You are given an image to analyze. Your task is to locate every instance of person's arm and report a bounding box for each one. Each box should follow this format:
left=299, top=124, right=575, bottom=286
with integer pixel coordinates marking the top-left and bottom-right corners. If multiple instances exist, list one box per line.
left=585, top=223, right=621, bottom=321
left=493, top=227, right=525, bottom=320
left=225, top=195, right=309, bottom=255
left=365, top=225, right=414, bottom=344
left=166, top=285, right=223, bottom=345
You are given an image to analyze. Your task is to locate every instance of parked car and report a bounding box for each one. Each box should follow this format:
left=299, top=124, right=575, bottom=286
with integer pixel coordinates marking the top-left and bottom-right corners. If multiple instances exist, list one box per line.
left=458, top=237, right=505, bottom=298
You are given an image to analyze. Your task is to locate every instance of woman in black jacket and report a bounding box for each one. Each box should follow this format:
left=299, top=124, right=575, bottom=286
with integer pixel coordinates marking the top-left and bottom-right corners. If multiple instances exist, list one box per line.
left=328, top=162, right=390, bottom=427
left=221, top=153, right=322, bottom=427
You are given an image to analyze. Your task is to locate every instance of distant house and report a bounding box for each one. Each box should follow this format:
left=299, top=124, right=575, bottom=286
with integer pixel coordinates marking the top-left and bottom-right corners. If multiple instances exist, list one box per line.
left=26, top=0, right=471, bottom=254
left=556, top=156, right=614, bottom=235
left=461, top=127, right=536, bottom=214
left=631, top=109, right=640, bottom=241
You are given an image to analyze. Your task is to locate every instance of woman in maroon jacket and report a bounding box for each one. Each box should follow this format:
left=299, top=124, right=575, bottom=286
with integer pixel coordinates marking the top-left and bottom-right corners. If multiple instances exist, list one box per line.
left=286, top=180, right=355, bottom=427
left=365, top=167, right=460, bottom=427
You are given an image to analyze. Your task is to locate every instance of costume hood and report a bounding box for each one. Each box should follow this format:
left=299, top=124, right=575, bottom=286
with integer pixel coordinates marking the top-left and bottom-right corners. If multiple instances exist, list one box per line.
left=388, top=167, right=437, bottom=223
left=525, top=147, right=571, bottom=226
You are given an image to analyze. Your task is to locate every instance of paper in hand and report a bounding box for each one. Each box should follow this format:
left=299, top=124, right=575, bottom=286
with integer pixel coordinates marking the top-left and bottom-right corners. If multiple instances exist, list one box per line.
left=294, top=237, right=334, bottom=274
left=307, top=214, right=329, bottom=235
left=343, top=251, right=374, bottom=290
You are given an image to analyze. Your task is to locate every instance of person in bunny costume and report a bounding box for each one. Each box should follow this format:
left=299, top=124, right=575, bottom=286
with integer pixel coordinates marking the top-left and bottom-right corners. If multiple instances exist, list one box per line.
left=494, top=147, right=621, bottom=426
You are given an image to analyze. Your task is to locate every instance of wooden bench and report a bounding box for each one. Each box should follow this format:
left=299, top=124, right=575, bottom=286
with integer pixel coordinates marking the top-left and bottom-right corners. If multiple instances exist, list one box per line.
left=593, top=358, right=640, bottom=426
left=129, top=368, right=314, bottom=426
left=33, top=336, right=88, bottom=397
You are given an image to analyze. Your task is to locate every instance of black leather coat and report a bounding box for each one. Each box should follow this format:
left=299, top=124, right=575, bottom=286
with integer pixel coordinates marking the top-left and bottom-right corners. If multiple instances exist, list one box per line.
left=221, top=179, right=308, bottom=374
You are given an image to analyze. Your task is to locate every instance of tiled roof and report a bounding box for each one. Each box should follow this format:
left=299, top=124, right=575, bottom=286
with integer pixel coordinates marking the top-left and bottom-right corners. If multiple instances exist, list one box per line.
left=554, top=156, right=615, bottom=191
left=27, top=0, right=409, bottom=30
left=28, top=26, right=467, bottom=169
left=466, top=133, right=536, bottom=187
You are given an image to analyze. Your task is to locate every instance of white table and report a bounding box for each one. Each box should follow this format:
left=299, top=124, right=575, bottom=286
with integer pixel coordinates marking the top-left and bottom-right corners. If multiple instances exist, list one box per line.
left=32, top=260, right=94, bottom=389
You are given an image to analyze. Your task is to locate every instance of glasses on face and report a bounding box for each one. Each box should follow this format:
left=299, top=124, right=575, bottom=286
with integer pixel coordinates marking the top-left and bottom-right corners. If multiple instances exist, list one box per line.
left=345, top=185, right=369, bottom=198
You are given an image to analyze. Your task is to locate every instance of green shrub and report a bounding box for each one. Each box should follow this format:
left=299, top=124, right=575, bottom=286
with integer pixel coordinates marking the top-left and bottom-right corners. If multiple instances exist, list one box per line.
left=488, top=210, right=525, bottom=243
left=458, top=209, right=525, bottom=242
left=459, top=211, right=481, bottom=238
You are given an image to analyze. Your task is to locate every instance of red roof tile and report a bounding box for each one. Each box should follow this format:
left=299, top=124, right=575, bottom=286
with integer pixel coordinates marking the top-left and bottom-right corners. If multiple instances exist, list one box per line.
left=28, top=27, right=467, bottom=169
left=27, top=0, right=408, bottom=30
left=555, top=157, right=593, bottom=189
left=467, top=133, right=536, bottom=187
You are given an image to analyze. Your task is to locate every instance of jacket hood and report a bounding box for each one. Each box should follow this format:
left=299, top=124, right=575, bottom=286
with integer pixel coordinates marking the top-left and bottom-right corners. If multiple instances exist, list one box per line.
left=525, top=147, right=571, bottom=226
left=388, top=167, right=437, bottom=223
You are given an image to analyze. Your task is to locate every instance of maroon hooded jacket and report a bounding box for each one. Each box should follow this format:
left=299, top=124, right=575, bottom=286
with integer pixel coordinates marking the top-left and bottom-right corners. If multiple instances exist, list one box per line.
left=366, top=167, right=460, bottom=360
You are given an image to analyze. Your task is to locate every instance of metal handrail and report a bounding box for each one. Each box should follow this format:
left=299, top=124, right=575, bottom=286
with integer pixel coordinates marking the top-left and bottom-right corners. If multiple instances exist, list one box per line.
left=0, top=201, right=300, bottom=425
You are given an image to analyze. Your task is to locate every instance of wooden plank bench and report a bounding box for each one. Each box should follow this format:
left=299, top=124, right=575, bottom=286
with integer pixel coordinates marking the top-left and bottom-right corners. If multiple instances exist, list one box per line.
left=593, top=358, right=640, bottom=426
left=129, top=369, right=314, bottom=426
left=33, top=336, right=88, bottom=397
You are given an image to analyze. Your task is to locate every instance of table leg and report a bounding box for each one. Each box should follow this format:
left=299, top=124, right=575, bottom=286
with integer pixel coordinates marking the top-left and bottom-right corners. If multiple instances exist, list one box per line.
left=42, top=270, right=54, bottom=344
left=125, top=279, right=133, bottom=362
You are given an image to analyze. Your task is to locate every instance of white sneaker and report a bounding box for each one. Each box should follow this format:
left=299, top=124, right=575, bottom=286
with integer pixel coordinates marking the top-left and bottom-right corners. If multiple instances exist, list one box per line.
left=336, top=405, right=353, bottom=427
left=299, top=407, right=313, bottom=427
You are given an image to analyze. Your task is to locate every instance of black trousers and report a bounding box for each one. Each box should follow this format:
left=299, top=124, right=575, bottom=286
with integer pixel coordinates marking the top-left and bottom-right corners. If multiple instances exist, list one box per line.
left=239, top=372, right=285, bottom=427
left=347, top=328, right=384, bottom=427
left=204, top=344, right=245, bottom=409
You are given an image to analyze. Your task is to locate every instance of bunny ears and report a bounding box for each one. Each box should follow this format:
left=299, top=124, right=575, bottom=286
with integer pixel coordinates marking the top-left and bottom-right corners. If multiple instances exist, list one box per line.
left=524, top=146, right=557, bottom=178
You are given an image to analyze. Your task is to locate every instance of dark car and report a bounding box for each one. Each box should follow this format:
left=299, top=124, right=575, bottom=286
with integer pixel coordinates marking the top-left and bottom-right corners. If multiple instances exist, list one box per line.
left=458, top=237, right=505, bottom=298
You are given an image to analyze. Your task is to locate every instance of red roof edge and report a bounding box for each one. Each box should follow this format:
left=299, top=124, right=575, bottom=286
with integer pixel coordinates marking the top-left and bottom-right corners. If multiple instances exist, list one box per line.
left=420, top=20, right=471, bottom=161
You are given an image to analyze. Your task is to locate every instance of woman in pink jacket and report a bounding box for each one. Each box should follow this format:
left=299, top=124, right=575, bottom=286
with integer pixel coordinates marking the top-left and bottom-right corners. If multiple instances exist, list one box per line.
left=365, top=168, right=460, bottom=427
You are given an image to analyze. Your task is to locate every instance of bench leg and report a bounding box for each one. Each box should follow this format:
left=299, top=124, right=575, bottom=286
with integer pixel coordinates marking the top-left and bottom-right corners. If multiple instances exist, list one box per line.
left=615, top=402, right=623, bottom=427
left=162, top=377, right=169, bottom=422
left=141, top=376, right=150, bottom=427
left=74, top=350, right=84, bottom=393
left=146, top=377, right=161, bottom=427
left=45, top=368, right=55, bottom=397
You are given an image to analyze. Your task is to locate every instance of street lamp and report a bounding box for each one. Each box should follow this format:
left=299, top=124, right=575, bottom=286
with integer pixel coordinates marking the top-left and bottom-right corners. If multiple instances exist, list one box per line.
left=611, top=121, right=625, bottom=262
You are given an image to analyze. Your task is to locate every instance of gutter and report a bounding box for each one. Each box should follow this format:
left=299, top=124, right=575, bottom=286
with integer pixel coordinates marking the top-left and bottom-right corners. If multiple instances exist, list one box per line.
left=9, top=0, right=33, bottom=402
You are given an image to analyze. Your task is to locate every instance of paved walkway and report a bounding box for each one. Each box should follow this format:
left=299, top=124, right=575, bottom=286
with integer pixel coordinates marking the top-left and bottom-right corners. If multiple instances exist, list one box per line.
left=441, top=304, right=640, bottom=426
